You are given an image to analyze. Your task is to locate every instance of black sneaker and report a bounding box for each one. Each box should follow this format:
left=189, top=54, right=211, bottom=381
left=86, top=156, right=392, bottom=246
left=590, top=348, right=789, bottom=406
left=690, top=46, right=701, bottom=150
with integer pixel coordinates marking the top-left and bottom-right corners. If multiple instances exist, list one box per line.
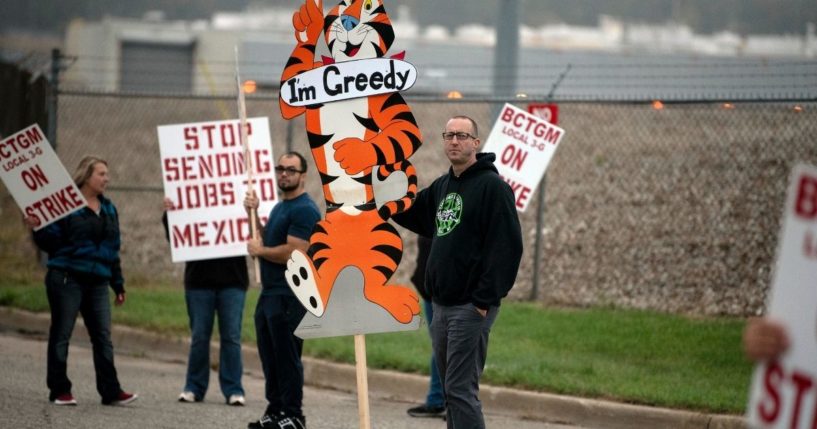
left=276, top=415, right=305, bottom=429
left=407, top=404, right=446, bottom=418
left=248, top=414, right=278, bottom=429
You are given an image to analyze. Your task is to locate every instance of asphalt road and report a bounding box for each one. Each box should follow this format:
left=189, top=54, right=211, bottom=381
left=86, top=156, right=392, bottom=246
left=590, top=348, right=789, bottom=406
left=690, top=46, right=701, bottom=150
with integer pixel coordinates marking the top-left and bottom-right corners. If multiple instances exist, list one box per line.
left=0, top=330, right=581, bottom=429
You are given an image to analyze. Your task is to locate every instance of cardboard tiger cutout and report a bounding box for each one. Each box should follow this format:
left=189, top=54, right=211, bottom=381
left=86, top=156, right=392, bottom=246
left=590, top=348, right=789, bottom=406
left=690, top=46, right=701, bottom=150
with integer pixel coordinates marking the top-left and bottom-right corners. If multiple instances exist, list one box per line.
left=280, top=0, right=422, bottom=324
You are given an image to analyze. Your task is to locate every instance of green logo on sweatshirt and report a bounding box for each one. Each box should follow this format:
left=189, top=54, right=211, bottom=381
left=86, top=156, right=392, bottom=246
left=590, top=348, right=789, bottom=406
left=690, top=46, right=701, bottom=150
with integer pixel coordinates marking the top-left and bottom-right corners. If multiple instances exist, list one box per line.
left=436, top=193, right=462, bottom=236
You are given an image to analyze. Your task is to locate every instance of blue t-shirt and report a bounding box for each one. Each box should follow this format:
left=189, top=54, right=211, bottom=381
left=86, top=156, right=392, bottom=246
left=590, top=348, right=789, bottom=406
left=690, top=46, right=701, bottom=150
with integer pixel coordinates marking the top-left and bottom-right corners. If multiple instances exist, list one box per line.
left=260, top=193, right=320, bottom=296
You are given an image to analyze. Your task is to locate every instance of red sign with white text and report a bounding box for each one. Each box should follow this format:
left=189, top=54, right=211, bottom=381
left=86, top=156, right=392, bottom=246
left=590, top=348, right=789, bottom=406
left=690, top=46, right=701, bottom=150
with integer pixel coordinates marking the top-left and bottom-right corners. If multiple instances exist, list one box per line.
left=527, top=103, right=559, bottom=125
left=746, top=164, right=817, bottom=429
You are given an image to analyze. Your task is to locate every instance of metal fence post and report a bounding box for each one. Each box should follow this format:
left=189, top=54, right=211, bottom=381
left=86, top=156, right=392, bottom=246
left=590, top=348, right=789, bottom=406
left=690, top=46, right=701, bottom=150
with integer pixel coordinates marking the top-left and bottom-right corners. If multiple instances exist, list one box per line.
left=47, top=48, right=60, bottom=150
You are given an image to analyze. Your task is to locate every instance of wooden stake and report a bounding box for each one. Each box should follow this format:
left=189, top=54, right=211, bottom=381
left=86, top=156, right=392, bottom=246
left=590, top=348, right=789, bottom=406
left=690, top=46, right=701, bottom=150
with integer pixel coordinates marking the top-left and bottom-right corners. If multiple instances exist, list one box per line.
left=235, top=46, right=261, bottom=285
left=354, top=334, right=371, bottom=429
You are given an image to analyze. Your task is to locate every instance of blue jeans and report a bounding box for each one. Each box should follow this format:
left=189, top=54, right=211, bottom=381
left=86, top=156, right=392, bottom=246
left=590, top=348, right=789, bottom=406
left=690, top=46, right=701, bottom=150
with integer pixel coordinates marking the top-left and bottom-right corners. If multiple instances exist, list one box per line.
left=45, top=269, right=122, bottom=402
left=423, top=299, right=444, bottom=408
left=184, top=287, right=246, bottom=400
left=255, top=294, right=306, bottom=417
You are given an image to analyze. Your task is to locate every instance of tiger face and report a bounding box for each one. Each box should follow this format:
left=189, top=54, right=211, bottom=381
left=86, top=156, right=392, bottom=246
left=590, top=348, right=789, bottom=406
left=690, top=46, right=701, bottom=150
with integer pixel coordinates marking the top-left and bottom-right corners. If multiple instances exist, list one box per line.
left=325, top=0, right=395, bottom=62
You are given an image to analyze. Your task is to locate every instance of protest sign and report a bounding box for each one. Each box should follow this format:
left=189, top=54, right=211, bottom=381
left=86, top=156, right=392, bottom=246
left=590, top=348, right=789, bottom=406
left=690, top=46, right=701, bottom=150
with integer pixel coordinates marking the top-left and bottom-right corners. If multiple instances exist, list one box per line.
left=746, top=163, right=817, bottom=429
left=157, top=117, right=276, bottom=262
left=482, top=103, right=566, bottom=211
left=0, top=124, right=86, bottom=229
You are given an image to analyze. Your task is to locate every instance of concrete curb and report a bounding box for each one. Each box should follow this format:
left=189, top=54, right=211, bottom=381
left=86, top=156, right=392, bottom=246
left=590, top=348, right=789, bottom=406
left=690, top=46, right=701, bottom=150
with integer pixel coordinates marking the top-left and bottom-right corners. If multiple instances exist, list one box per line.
left=0, top=306, right=746, bottom=429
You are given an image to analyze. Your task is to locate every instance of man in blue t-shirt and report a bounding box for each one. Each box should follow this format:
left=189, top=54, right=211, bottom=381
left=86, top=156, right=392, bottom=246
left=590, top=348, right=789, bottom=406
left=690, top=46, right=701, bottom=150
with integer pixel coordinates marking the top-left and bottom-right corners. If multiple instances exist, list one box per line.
left=244, top=151, right=320, bottom=429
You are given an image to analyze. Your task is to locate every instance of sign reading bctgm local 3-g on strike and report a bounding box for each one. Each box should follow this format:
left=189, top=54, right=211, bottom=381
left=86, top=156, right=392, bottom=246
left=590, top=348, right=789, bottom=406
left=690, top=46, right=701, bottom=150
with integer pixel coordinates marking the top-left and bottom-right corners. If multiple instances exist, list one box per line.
left=482, top=103, right=566, bottom=212
left=0, top=124, right=87, bottom=230
left=746, top=163, right=817, bottom=429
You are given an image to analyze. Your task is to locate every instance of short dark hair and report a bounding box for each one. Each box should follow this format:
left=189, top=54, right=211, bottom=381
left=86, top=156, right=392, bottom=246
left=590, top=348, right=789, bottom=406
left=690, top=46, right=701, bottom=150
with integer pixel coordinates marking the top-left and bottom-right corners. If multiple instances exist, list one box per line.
left=450, top=115, right=478, bottom=137
left=281, top=151, right=308, bottom=173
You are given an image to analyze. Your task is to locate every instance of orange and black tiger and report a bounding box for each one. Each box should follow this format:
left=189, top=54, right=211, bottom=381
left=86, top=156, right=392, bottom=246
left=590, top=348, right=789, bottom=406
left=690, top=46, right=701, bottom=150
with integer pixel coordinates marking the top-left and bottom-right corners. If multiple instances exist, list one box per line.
left=279, top=0, right=421, bottom=323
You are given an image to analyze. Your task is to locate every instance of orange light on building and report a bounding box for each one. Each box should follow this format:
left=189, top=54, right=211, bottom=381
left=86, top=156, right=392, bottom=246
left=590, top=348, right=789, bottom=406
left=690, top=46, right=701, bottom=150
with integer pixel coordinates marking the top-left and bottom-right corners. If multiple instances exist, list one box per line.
left=446, top=90, right=463, bottom=99
left=722, top=102, right=735, bottom=110
left=243, top=80, right=257, bottom=94
left=793, top=105, right=803, bottom=113
left=652, top=100, right=664, bottom=110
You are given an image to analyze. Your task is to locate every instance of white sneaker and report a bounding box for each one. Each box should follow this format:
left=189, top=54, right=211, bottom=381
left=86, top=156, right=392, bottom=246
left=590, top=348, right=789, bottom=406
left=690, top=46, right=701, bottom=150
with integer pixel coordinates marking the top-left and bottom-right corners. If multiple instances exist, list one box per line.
left=227, top=394, right=245, bottom=406
left=178, top=391, right=197, bottom=403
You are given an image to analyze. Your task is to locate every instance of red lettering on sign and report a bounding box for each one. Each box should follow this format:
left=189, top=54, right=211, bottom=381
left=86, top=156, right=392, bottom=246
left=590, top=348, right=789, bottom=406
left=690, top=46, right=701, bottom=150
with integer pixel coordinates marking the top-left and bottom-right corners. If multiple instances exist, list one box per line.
left=23, top=185, right=84, bottom=227
left=500, top=174, right=532, bottom=210
left=500, top=145, right=528, bottom=171
left=171, top=222, right=209, bottom=248
left=756, top=360, right=817, bottom=428
left=795, top=174, right=817, bottom=219
left=21, top=164, right=50, bottom=191
left=0, top=125, right=45, bottom=159
left=759, top=361, right=783, bottom=423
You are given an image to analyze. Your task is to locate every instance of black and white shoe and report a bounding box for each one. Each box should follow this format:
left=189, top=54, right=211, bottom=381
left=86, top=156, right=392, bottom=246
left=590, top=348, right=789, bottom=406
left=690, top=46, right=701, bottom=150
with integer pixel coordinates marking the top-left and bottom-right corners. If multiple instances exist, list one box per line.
left=276, top=415, right=305, bottom=429
left=248, top=414, right=278, bottom=429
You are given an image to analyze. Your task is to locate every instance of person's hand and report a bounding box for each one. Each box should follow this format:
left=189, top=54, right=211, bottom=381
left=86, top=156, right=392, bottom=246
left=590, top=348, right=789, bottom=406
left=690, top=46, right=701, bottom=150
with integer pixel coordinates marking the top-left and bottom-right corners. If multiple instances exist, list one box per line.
left=163, top=197, right=174, bottom=211
left=247, top=238, right=263, bottom=257
left=115, top=292, right=126, bottom=306
left=743, top=317, right=790, bottom=361
left=244, top=190, right=259, bottom=213
left=475, top=306, right=487, bottom=317
left=23, top=215, right=39, bottom=229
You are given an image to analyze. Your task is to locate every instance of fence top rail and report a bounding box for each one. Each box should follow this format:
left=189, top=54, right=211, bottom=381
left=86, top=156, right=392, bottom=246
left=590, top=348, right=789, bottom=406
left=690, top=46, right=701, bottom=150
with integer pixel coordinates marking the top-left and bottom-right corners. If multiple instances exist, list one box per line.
left=57, top=88, right=817, bottom=105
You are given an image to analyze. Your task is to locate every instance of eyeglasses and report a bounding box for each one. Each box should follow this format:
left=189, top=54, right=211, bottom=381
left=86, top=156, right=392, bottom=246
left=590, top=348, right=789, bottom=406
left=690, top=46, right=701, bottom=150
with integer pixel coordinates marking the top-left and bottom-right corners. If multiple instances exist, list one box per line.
left=442, top=132, right=475, bottom=141
left=274, top=166, right=304, bottom=175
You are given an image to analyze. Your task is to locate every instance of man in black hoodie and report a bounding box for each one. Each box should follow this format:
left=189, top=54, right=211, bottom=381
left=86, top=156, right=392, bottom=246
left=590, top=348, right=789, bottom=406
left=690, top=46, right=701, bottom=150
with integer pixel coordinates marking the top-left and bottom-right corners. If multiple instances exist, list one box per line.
left=393, top=115, right=523, bottom=429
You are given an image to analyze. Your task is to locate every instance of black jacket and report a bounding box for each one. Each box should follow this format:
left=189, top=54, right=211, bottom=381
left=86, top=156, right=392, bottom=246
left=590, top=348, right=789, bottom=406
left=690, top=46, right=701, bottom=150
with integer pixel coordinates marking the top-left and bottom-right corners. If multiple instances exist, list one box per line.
left=393, top=153, right=523, bottom=309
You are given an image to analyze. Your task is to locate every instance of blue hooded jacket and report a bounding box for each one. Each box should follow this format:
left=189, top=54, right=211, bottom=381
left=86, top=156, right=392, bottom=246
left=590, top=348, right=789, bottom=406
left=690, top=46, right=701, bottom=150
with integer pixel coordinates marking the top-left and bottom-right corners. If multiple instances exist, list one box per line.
left=33, top=194, right=124, bottom=294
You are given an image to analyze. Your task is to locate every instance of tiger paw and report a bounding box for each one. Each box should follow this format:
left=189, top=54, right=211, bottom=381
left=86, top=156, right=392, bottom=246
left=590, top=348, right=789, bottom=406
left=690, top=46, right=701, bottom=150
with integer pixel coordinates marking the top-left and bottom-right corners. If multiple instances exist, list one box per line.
left=333, top=137, right=377, bottom=175
left=365, top=285, right=420, bottom=324
left=286, top=250, right=326, bottom=317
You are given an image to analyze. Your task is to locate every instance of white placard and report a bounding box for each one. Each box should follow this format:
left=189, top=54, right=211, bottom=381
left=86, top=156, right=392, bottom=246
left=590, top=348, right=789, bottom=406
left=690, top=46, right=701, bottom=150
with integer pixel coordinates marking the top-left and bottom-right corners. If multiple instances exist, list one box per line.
left=157, top=117, right=277, bottom=262
left=746, top=163, right=817, bottom=429
left=0, top=124, right=87, bottom=230
left=482, top=103, right=566, bottom=212
left=280, top=58, right=417, bottom=106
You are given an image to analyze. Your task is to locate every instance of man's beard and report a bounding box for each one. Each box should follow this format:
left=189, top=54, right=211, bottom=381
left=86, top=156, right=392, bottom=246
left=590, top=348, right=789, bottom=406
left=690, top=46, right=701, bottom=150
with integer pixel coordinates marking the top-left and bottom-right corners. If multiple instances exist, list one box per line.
left=278, top=181, right=299, bottom=192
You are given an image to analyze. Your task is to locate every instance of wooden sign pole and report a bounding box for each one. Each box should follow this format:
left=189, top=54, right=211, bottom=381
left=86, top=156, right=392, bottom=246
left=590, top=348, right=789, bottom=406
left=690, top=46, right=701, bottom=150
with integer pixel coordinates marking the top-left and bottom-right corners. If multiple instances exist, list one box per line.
left=354, top=334, right=371, bottom=429
left=235, top=46, right=261, bottom=285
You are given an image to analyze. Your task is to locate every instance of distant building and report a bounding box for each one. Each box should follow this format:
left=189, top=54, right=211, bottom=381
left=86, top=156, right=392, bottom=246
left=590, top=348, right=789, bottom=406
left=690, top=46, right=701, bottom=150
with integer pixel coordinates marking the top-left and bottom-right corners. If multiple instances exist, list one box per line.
left=61, top=8, right=816, bottom=99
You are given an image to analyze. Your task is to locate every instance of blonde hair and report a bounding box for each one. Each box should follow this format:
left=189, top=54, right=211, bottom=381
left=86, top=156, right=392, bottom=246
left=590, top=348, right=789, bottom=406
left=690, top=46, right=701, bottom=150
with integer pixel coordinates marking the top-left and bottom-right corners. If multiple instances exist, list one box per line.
left=72, top=156, right=108, bottom=188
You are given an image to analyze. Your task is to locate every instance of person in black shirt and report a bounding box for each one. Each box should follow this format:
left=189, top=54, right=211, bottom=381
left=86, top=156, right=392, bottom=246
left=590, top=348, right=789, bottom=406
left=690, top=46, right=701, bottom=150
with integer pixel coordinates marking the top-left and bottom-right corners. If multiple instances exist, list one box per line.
left=393, top=116, right=523, bottom=428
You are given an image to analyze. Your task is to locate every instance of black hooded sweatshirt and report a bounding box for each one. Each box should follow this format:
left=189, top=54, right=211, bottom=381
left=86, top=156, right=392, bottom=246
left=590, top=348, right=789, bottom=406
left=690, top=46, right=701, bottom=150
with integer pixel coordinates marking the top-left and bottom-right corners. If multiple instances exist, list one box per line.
left=393, top=153, right=523, bottom=310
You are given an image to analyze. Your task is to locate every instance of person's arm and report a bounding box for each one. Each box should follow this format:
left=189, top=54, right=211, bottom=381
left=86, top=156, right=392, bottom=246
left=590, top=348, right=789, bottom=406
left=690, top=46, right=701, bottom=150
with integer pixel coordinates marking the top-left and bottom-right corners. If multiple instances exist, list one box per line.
left=472, top=181, right=523, bottom=313
left=743, top=317, right=790, bottom=361
left=248, top=234, right=309, bottom=264
left=27, top=216, right=65, bottom=254
left=392, top=186, right=436, bottom=237
left=108, top=204, right=126, bottom=304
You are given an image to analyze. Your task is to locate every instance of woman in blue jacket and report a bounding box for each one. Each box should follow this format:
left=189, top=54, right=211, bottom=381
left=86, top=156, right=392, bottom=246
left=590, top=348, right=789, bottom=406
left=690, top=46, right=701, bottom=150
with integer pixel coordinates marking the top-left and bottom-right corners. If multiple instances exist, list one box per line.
left=25, top=156, right=137, bottom=406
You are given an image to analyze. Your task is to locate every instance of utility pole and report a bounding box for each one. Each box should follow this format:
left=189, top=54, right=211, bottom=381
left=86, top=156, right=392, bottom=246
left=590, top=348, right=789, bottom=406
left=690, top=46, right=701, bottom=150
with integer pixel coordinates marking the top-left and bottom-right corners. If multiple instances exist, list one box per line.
left=492, top=0, right=520, bottom=105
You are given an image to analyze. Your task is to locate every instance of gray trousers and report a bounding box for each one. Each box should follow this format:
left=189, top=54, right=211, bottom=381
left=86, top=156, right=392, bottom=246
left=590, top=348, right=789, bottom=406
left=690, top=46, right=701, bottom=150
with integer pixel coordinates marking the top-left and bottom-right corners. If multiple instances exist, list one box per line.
left=430, top=302, right=499, bottom=429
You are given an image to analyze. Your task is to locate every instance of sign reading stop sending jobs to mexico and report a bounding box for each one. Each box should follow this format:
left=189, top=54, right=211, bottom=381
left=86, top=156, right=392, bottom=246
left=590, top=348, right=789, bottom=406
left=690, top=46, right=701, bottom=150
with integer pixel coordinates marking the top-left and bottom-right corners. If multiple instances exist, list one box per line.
left=157, top=117, right=276, bottom=262
left=746, top=164, right=817, bottom=429
left=482, top=103, right=566, bottom=212
left=0, top=124, right=87, bottom=230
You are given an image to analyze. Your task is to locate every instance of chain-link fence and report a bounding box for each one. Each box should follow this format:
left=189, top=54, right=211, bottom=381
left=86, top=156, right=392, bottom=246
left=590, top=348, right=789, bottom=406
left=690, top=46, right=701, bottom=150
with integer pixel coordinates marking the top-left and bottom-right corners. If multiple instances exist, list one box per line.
left=52, top=91, right=816, bottom=316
